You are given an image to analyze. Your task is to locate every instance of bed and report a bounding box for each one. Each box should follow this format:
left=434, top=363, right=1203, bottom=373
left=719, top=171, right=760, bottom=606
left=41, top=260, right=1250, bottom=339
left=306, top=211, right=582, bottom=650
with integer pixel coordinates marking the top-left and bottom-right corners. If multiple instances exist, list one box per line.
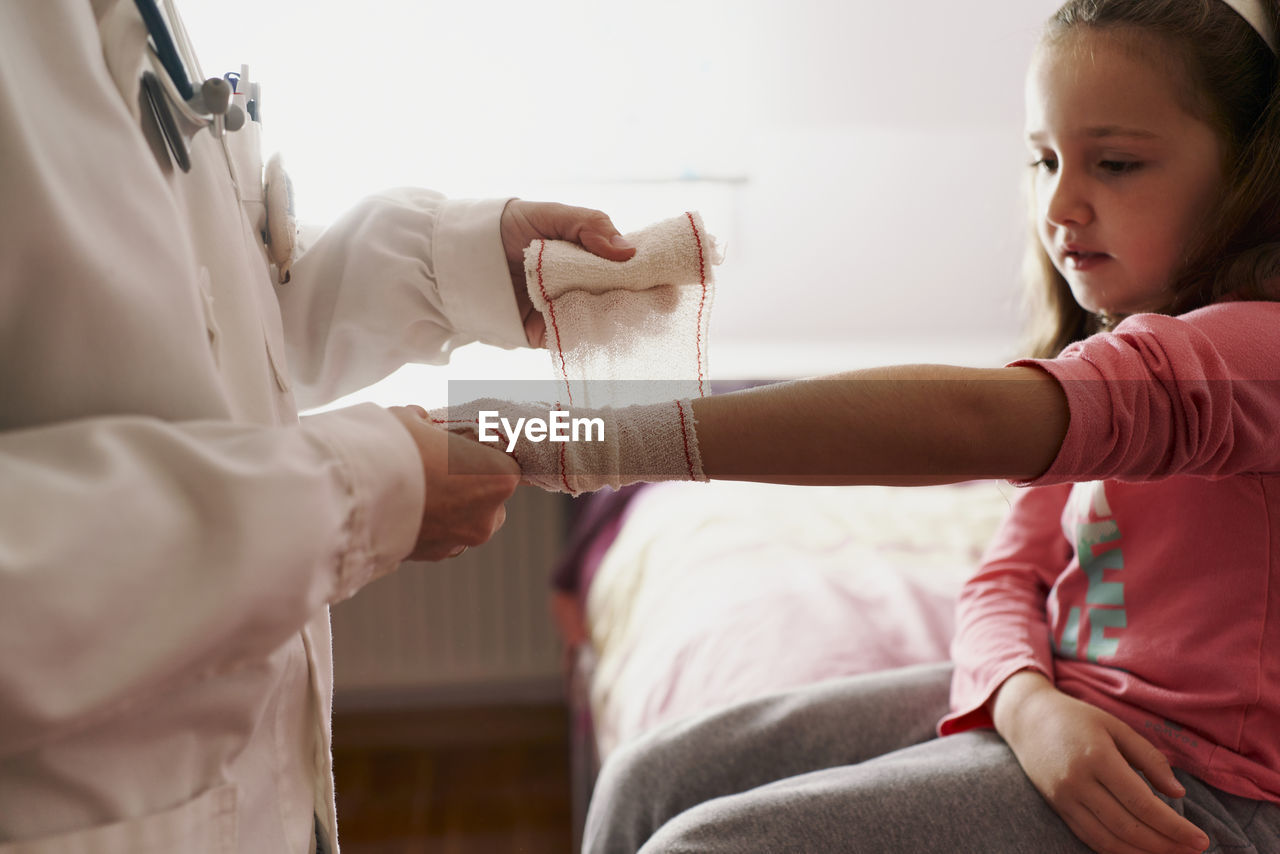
left=549, top=472, right=1016, bottom=844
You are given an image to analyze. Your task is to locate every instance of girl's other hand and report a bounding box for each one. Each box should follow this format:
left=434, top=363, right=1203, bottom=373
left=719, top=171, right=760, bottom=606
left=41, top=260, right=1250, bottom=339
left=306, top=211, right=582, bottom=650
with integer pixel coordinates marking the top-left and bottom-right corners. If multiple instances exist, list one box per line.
left=990, top=671, right=1211, bottom=854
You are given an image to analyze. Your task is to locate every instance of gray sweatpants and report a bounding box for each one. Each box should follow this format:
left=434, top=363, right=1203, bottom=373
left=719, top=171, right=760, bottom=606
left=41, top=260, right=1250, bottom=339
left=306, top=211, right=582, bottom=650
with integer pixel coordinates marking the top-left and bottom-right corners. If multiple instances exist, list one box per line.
left=582, top=662, right=1280, bottom=854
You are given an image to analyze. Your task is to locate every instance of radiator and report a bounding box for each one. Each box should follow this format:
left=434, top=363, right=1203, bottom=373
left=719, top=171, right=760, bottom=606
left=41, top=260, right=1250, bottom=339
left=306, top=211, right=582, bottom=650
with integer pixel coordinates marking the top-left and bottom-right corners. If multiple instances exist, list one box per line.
left=329, top=488, right=569, bottom=708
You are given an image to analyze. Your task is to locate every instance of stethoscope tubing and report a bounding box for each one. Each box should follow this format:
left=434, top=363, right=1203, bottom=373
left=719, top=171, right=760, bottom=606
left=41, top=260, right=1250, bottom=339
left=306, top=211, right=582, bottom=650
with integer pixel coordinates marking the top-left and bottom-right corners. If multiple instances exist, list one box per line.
left=132, top=0, right=193, bottom=101
left=134, top=0, right=245, bottom=173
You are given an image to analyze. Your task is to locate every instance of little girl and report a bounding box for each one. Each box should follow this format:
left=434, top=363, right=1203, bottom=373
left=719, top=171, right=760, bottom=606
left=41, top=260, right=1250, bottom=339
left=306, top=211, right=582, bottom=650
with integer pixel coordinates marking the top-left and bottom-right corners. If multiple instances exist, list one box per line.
left=435, top=0, right=1280, bottom=850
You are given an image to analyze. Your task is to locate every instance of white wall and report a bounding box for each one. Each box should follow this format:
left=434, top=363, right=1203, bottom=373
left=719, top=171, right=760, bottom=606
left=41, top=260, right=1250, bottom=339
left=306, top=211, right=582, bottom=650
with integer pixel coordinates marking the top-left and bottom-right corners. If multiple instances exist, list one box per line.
left=182, top=0, right=1064, bottom=386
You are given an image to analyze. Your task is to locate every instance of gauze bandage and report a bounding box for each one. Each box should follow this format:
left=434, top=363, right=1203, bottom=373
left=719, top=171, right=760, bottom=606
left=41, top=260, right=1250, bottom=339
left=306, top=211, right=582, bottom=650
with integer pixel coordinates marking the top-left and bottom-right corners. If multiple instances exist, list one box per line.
left=526, top=212, right=721, bottom=407
left=434, top=212, right=720, bottom=495
left=429, top=398, right=706, bottom=497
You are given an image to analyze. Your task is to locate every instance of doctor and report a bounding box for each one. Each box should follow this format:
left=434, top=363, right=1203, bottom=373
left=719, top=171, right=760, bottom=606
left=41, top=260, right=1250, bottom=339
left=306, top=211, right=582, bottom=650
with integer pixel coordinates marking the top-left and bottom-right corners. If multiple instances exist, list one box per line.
left=0, top=1, right=635, bottom=852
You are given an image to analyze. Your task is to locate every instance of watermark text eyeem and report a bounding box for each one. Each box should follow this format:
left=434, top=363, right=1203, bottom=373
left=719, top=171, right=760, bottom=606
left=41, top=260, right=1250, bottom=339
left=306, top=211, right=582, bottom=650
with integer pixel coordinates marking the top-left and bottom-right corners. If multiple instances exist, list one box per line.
left=477, top=410, right=604, bottom=453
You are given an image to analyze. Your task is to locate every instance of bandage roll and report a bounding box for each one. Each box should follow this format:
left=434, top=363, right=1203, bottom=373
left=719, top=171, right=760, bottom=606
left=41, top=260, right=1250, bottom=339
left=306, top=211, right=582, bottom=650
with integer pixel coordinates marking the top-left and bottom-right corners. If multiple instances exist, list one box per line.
left=524, top=212, right=722, bottom=408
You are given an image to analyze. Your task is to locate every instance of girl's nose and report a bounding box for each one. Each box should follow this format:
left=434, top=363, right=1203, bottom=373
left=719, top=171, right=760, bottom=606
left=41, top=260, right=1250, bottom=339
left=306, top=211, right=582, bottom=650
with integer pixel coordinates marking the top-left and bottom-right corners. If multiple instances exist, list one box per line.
left=1043, top=168, right=1093, bottom=228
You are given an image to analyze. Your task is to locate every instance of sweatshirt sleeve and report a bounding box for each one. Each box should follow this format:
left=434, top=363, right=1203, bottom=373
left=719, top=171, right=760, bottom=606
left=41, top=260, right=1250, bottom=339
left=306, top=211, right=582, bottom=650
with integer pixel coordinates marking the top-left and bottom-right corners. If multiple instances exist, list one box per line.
left=0, top=404, right=424, bottom=758
left=1010, top=303, right=1280, bottom=485
left=939, top=482, right=1073, bottom=734
left=278, top=191, right=529, bottom=410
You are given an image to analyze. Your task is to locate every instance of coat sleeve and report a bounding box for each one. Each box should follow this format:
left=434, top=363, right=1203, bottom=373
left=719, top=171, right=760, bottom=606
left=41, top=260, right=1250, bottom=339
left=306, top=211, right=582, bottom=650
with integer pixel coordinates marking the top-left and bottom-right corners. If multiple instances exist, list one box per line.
left=278, top=190, right=530, bottom=409
left=939, top=482, right=1072, bottom=734
left=0, top=405, right=424, bottom=758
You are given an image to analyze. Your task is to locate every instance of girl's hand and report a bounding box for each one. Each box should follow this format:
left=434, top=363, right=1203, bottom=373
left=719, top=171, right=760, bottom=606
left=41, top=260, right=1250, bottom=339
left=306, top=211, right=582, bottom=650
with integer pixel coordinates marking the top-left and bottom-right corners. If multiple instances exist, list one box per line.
left=990, top=671, right=1211, bottom=854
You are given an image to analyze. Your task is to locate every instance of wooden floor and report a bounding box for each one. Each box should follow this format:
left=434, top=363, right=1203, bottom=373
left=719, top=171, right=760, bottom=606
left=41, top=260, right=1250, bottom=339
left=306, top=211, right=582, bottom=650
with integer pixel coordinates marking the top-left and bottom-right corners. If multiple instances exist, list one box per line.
left=332, top=702, right=573, bottom=854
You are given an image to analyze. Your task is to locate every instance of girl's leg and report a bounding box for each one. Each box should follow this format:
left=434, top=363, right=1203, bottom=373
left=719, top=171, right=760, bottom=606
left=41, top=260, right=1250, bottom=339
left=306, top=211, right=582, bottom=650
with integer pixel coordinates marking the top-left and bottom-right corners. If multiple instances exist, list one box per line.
left=608, top=717, right=1280, bottom=854
left=641, top=729, right=1092, bottom=854
left=582, top=661, right=954, bottom=854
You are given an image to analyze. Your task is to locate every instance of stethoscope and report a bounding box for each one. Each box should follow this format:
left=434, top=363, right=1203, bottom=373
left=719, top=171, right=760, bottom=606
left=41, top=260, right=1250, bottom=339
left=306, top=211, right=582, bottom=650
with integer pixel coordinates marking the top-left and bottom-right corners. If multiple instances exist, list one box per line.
left=133, top=0, right=246, bottom=173
left=133, top=0, right=298, bottom=280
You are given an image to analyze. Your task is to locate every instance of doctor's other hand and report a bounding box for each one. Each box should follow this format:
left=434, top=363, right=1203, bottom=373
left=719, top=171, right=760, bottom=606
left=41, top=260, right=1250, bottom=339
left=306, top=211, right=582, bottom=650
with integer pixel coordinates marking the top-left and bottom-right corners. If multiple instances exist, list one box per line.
left=990, top=671, right=1211, bottom=854
left=389, top=406, right=521, bottom=562
left=500, top=199, right=637, bottom=347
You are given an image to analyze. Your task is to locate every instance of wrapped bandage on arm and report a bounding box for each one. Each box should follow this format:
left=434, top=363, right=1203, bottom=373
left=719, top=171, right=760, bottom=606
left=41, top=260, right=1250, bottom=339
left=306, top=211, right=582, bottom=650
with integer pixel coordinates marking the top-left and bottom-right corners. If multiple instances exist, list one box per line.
left=429, top=399, right=706, bottom=496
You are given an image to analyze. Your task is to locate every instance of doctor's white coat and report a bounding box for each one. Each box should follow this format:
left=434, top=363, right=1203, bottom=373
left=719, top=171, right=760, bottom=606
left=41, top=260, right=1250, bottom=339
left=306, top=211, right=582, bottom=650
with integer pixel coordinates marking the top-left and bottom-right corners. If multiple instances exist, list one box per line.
left=0, top=2, right=528, bottom=850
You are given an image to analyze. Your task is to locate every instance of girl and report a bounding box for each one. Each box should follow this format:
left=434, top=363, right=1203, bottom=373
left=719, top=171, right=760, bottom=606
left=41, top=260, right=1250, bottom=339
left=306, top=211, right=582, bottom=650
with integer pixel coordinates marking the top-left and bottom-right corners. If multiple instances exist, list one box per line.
left=435, top=0, right=1280, bottom=850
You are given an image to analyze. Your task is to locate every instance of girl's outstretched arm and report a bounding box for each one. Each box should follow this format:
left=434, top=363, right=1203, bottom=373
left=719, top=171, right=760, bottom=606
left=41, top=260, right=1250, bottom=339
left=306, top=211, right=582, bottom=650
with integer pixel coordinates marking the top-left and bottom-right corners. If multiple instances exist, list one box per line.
left=691, top=364, right=1069, bottom=486
left=432, top=364, right=1069, bottom=494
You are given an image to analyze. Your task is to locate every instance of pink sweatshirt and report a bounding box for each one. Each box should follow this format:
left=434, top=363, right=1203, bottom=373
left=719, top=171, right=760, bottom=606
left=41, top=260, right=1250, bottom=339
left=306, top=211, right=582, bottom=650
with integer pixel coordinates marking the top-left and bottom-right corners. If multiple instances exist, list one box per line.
left=939, top=301, right=1280, bottom=804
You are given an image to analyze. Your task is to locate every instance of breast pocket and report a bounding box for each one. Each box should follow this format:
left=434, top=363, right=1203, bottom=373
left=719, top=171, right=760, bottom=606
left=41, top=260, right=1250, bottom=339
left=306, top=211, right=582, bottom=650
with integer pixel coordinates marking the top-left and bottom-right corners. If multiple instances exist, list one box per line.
left=0, top=785, right=237, bottom=854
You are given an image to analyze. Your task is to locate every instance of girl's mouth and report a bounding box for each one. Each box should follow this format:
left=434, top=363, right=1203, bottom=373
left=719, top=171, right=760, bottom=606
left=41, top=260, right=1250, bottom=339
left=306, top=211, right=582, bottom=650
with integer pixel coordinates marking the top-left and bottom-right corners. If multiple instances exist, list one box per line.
left=1063, top=249, right=1110, bottom=271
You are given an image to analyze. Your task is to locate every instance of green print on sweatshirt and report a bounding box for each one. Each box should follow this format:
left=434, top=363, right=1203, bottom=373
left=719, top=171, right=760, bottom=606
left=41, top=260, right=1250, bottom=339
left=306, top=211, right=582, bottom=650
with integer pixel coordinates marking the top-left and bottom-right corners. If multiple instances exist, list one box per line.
left=1057, top=482, right=1127, bottom=663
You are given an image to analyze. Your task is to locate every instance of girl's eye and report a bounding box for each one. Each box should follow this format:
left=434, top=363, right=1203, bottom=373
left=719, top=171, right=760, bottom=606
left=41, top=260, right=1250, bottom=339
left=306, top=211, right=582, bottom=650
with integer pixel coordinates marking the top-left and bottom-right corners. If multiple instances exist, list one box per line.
left=1100, top=160, right=1142, bottom=174
left=1029, top=157, right=1057, bottom=173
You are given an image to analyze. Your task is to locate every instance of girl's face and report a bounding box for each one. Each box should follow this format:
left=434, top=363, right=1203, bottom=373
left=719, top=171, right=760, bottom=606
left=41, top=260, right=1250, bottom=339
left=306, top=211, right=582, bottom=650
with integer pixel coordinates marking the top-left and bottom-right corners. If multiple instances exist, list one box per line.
left=1025, top=30, right=1225, bottom=317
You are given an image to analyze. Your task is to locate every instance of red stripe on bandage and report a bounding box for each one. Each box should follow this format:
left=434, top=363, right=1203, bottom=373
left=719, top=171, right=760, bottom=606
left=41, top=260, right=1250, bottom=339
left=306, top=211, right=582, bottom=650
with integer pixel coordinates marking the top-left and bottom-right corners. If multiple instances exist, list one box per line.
left=536, top=239, right=573, bottom=406
left=558, top=442, right=571, bottom=493
left=685, top=212, right=708, bottom=397
left=676, top=399, right=696, bottom=480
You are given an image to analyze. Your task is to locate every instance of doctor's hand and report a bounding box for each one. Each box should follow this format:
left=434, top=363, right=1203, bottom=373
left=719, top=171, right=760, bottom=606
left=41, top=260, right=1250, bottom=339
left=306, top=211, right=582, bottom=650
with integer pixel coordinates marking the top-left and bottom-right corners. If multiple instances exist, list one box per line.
left=390, top=406, right=521, bottom=562
left=500, top=199, right=636, bottom=347
left=990, top=671, right=1210, bottom=854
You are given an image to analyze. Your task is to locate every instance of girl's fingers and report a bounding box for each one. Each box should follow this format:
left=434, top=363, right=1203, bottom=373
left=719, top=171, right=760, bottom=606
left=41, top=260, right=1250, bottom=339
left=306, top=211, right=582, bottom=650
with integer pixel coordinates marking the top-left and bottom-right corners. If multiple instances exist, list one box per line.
left=1110, top=722, right=1185, bottom=799
left=1063, top=800, right=1150, bottom=854
left=1081, top=780, right=1196, bottom=853
left=1106, top=726, right=1210, bottom=850
left=1093, top=766, right=1208, bottom=852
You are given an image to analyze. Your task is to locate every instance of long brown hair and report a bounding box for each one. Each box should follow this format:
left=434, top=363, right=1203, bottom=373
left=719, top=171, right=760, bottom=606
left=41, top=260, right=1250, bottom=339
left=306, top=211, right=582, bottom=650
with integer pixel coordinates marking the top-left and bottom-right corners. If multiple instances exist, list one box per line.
left=1022, top=0, right=1280, bottom=358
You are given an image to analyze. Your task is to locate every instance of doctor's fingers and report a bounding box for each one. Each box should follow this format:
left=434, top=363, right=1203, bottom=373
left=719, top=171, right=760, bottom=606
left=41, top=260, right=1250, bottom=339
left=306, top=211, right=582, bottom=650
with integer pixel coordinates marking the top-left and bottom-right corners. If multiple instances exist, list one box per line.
left=409, top=473, right=514, bottom=561
left=519, top=307, right=547, bottom=349
left=389, top=408, right=519, bottom=559
left=416, top=434, right=518, bottom=549
left=501, top=200, right=636, bottom=264
left=410, top=490, right=510, bottom=562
